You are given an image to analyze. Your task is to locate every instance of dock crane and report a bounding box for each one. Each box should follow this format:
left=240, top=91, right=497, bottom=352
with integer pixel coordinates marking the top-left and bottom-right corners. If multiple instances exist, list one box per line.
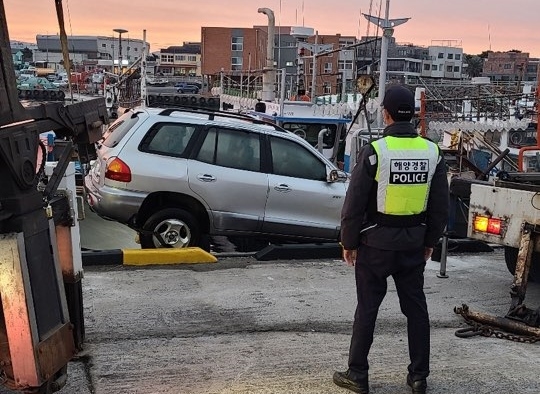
left=0, top=1, right=107, bottom=392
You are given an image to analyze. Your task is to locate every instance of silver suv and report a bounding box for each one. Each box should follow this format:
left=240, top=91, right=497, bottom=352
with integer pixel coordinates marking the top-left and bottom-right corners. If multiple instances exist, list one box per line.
left=84, top=107, right=349, bottom=249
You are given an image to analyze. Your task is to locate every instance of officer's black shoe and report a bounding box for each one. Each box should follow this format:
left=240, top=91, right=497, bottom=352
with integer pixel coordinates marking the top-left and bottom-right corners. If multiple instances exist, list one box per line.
left=406, top=374, right=427, bottom=394
left=333, top=370, right=369, bottom=393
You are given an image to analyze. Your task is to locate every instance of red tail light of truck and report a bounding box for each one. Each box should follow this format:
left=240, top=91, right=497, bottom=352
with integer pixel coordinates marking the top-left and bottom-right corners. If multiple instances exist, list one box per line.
left=473, top=214, right=502, bottom=236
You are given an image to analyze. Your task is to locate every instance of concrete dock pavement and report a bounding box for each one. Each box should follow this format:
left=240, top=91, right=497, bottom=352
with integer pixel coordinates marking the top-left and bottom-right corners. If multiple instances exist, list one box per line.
left=1, top=248, right=538, bottom=394
left=79, top=204, right=140, bottom=251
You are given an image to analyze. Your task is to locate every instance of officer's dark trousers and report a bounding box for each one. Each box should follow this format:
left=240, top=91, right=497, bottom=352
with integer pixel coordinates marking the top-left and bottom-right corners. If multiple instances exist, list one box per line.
left=348, top=244, right=430, bottom=381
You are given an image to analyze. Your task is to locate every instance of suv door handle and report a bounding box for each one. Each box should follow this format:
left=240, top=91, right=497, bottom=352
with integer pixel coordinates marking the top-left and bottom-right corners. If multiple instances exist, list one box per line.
left=274, top=183, right=291, bottom=193
left=197, top=174, right=216, bottom=182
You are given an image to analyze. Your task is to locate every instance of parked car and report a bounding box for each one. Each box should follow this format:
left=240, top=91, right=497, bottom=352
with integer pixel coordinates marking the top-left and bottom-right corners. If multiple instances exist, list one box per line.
left=84, top=107, right=349, bottom=249
left=174, top=82, right=199, bottom=94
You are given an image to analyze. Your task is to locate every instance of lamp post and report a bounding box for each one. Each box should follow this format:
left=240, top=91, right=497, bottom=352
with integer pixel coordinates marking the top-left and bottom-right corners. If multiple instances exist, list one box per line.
left=113, top=28, right=128, bottom=76
left=364, top=0, right=409, bottom=126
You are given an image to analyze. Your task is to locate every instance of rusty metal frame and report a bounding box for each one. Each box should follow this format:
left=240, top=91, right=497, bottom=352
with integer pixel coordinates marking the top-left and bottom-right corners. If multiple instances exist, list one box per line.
left=0, top=232, right=74, bottom=389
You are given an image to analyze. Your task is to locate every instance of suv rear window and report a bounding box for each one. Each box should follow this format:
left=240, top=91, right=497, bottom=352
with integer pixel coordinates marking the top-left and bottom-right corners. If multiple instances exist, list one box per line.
left=102, top=111, right=140, bottom=148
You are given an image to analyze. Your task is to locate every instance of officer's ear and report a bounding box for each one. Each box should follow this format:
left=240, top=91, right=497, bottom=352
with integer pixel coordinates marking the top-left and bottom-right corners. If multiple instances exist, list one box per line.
left=382, top=108, right=393, bottom=125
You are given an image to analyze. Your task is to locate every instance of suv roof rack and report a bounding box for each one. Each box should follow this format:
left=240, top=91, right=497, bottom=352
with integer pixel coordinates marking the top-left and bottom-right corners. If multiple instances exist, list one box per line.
left=157, top=106, right=286, bottom=132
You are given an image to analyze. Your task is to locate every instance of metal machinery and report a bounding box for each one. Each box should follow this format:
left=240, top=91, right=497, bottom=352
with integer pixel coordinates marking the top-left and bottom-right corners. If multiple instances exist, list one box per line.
left=0, top=1, right=108, bottom=392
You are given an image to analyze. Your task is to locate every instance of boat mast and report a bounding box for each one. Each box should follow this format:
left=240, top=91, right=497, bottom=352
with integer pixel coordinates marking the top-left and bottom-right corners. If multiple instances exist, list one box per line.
left=54, top=0, right=74, bottom=103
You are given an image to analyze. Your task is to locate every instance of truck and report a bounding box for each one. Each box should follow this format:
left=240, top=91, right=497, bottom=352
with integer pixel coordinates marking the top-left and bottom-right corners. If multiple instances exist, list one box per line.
left=467, top=172, right=540, bottom=283
left=19, top=66, right=56, bottom=79
left=451, top=165, right=540, bottom=339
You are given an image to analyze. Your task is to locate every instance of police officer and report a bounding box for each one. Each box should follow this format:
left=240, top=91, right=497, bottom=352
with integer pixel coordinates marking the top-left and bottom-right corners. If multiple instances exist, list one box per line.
left=333, top=85, right=449, bottom=394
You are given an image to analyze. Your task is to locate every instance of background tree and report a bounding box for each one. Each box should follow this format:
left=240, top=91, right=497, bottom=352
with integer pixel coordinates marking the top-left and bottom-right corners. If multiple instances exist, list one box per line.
left=21, top=47, right=33, bottom=64
left=464, top=54, right=484, bottom=78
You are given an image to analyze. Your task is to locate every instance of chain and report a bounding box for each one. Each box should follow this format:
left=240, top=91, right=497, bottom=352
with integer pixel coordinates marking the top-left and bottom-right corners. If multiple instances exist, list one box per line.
left=481, top=326, right=540, bottom=344
left=455, top=316, right=540, bottom=344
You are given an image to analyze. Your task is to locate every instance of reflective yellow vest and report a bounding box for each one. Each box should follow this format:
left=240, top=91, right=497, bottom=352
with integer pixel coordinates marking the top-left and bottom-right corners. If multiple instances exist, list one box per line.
left=371, top=136, right=440, bottom=215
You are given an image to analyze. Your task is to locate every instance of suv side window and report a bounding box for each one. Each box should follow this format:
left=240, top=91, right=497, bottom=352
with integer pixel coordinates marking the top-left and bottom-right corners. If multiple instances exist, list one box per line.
left=196, top=127, right=261, bottom=172
left=270, top=136, right=327, bottom=181
left=141, top=123, right=196, bottom=156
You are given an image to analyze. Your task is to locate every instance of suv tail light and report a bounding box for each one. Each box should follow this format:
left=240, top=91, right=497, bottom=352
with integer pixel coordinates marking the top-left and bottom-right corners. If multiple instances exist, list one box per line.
left=105, top=157, right=132, bottom=182
left=473, top=214, right=502, bottom=236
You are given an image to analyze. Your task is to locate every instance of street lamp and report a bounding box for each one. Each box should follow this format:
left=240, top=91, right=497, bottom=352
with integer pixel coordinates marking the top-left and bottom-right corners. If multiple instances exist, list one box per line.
left=113, top=28, right=128, bottom=75
left=364, top=0, right=409, bottom=126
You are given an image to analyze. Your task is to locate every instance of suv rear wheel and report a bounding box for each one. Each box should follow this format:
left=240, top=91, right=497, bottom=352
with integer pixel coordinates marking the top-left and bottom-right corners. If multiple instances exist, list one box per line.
left=140, top=208, right=201, bottom=249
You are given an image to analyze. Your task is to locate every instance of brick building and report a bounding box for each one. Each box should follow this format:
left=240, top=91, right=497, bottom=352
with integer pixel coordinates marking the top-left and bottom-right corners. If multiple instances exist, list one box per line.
left=201, top=25, right=355, bottom=96
left=482, top=51, right=531, bottom=82
left=302, top=34, right=342, bottom=97
left=201, top=27, right=268, bottom=83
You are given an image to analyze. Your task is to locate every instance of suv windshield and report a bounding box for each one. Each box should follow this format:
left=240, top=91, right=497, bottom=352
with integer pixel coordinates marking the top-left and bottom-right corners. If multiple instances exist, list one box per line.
left=102, top=111, right=140, bottom=148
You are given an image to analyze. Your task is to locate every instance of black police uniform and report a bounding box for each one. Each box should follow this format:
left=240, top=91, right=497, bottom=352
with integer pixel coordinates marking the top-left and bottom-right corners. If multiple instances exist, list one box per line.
left=340, top=121, right=449, bottom=383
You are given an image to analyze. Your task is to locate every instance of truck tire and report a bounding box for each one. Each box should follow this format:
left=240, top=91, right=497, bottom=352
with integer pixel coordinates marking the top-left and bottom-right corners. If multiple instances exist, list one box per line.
left=504, top=246, right=540, bottom=282
left=140, top=208, right=202, bottom=249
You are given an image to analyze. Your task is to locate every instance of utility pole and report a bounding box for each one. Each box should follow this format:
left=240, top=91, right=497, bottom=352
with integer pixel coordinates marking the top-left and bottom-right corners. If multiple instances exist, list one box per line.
left=141, top=29, right=148, bottom=108
left=297, top=35, right=332, bottom=103
left=363, top=0, right=409, bottom=126
left=113, top=28, right=128, bottom=76
left=311, top=32, right=318, bottom=102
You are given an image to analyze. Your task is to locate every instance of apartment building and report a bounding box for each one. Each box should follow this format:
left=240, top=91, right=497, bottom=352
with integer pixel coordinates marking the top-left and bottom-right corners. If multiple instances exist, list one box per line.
left=355, top=37, right=465, bottom=84
left=482, top=51, right=532, bottom=82
left=421, top=41, right=464, bottom=79
left=156, top=42, right=201, bottom=77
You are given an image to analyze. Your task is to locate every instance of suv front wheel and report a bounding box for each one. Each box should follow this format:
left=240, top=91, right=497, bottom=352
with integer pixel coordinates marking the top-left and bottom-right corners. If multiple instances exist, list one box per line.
left=140, top=208, right=201, bottom=249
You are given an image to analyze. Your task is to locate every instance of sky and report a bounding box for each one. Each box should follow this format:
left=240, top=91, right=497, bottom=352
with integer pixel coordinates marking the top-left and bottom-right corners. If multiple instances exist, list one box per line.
left=3, top=0, right=540, bottom=57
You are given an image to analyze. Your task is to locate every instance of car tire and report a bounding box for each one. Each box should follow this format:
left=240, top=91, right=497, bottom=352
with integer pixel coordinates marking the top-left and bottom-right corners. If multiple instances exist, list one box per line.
left=140, top=208, right=201, bottom=249
left=504, top=246, right=540, bottom=282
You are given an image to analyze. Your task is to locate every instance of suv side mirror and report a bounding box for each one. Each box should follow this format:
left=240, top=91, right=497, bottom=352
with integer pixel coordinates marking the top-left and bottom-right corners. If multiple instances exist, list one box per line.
left=328, top=169, right=348, bottom=183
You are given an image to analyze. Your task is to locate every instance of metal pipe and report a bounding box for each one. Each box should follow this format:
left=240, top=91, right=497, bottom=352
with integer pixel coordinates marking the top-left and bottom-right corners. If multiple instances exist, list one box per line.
left=258, top=8, right=276, bottom=102
left=437, top=230, right=449, bottom=279
left=455, top=304, right=540, bottom=337
left=478, top=148, right=509, bottom=179
left=317, top=128, right=329, bottom=154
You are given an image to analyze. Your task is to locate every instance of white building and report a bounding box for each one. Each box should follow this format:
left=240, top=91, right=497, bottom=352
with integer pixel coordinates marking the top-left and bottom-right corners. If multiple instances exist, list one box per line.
left=421, top=41, right=464, bottom=79
left=34, top=34, right=147, bottom=72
